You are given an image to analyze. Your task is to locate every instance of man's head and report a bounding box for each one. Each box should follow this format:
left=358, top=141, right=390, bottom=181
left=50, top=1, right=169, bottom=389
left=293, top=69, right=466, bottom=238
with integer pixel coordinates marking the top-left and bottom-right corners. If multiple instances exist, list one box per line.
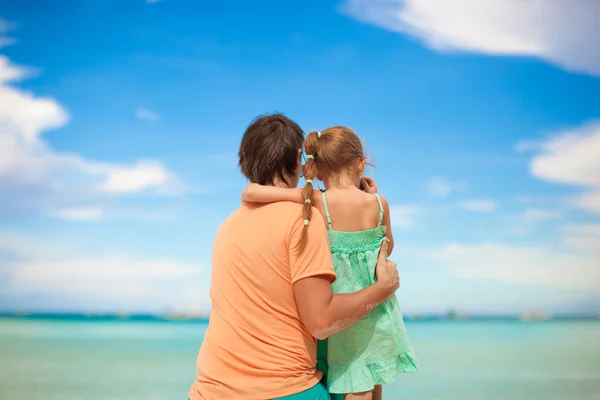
left=238, top=113, right=304, bottom=187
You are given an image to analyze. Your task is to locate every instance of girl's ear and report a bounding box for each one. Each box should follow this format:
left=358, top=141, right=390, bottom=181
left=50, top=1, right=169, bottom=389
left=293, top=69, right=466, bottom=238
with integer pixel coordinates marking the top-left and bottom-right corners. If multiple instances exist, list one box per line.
left=358, top=158, right=366, bottom=176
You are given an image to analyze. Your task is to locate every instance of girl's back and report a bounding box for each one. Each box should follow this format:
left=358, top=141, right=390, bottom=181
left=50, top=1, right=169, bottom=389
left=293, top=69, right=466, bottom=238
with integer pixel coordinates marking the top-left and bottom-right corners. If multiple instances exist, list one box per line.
left=318, top=188, right=417, bottom=396
left=316, top=188, right=381, bottom=232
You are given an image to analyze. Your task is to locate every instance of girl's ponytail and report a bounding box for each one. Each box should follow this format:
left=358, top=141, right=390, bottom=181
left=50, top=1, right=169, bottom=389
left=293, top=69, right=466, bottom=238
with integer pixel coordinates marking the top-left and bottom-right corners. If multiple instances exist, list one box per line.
left=297, top=131, right=320, bottom=247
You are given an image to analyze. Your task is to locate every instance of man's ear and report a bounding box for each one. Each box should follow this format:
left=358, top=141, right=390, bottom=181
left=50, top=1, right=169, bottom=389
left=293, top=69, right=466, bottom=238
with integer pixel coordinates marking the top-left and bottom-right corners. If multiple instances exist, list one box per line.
left=296, top=148, right=302, bottom=169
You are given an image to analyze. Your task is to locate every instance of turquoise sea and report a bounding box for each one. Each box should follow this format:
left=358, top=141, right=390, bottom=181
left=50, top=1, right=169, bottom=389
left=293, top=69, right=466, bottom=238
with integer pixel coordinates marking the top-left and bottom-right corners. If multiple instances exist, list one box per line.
left=0, top=317, right=599, bottom=400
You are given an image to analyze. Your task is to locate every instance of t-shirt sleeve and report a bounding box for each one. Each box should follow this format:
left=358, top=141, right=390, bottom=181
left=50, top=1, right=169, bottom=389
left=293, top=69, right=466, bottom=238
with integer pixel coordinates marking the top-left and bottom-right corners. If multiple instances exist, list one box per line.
left=288, top=209, right=337, bottom=284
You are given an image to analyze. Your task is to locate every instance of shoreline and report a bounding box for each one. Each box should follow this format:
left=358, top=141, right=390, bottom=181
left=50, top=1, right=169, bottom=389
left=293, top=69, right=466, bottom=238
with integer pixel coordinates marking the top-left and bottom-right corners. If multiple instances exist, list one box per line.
left=1, top=312, right=598, bottom=323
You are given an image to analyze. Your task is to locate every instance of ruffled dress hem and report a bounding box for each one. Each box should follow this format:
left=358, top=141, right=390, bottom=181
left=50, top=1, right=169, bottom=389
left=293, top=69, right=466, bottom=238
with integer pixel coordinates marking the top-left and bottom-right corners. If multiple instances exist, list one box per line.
left=328, top=350, right=419, bottom=394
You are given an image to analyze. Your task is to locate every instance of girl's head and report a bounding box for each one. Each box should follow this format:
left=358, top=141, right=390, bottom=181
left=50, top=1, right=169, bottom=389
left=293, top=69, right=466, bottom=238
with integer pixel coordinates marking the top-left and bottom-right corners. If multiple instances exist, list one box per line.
left=298, top=126, right=368, bottom=244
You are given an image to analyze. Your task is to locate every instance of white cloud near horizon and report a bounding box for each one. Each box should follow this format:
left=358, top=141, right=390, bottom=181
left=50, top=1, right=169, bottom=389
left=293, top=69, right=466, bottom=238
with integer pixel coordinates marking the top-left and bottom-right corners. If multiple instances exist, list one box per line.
left=460, top=199, right=496, bottom=212
left=0, top=232, right=210, bottom=314
left=342, top=0, right=600, bottom=76
left=135, top=107, right=160, bottom=122
left=563, top=224, right=600, bottom=254
left=429, top=242, right=600, bottom=292
left=518, top=120, right=600, bottom=215
left=0, top=55, right=181, bottom=220
left=576, top=191, right=600, bottom=215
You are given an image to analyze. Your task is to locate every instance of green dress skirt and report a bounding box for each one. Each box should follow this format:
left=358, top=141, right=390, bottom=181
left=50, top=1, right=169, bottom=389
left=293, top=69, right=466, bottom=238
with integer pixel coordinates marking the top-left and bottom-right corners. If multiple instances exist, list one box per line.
left=317, top=192, right=418, bottom=394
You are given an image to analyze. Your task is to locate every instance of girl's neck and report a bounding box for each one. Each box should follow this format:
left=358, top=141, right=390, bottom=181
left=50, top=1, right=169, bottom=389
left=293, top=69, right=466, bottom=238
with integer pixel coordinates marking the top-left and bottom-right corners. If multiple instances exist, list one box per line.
left=323, top=173, right=359, bottom=190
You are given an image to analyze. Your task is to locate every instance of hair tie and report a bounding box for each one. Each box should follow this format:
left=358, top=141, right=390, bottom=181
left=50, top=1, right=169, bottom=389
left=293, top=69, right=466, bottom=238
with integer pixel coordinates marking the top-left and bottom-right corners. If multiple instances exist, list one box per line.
left=317, top=131, right=321, bottom=139
left=305, top=179, right=313, bottom=184
left=305, top=198, right=311, bottom=204
left=303, top=219, right=309, bottom=226
left=306, top=154, right=314, bottom=160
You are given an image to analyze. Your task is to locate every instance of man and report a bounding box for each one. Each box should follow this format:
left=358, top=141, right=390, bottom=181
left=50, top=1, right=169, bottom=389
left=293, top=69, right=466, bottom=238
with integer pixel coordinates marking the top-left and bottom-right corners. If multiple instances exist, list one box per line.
left=188, top=114, right=399, bottom=400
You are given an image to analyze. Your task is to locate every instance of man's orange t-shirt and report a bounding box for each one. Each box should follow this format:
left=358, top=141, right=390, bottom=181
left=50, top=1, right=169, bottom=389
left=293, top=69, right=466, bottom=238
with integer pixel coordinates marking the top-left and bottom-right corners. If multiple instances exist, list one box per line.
left=189, top=201, right=337, bottom=400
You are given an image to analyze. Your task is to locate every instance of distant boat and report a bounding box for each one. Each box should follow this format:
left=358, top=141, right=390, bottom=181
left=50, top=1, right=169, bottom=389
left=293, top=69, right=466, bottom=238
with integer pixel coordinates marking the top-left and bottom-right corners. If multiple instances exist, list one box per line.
left=520, top=310, right=548, bottom=322
left=446, top=309, right=468, bottom=320
left=164, top=313, right=190, bottom=321
left=116, top=311, right=130, bottom=320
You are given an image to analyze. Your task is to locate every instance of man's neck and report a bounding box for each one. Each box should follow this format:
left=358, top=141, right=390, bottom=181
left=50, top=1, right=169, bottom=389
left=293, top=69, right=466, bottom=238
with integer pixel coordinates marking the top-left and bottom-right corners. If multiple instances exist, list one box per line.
left=272, top=177, right=291, bottom=188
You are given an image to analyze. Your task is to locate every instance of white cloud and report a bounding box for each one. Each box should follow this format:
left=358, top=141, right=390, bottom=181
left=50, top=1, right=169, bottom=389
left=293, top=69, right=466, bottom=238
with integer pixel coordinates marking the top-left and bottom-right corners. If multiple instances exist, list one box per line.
left=576, top=191, right=600, bottom=214
left=390, top=205, right=420, bottom=228
left=0, top=55, right=28, bottom=83
left=518, top=121, right=600, bottom=215
left=0, top=231, right=64, bottom=258
left=425, top=176, right=454, bottom=197
left=515, top=140, right=541, bottom=153
left=0, top=55, right=181, bottom=218
left=99, top=161, right=176, bottom=194
left=524, top=122, right=600, bottom=188
left=563, top=224, right=600, bottom=254
left=49, top=207, right=104, bottom=222
left=429, top=242, right=600, bottom=291
left=342, top=0, right=600, bottom=76
left=0, top=38, right=15, bottom=47
left=523, top=208, right=560, bottom=221
left=135, top=106, right=160, bottom=122
left=0, top=18, right=16, bottom=48
left=460, top=199, right=496, bottom=212
left=0, top=232, right=210, bottom=315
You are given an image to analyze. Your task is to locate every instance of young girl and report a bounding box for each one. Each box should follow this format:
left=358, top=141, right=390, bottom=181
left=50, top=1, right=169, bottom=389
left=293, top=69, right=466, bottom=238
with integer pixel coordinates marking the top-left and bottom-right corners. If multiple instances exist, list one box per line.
left=241, top=126, right=418, bottom=400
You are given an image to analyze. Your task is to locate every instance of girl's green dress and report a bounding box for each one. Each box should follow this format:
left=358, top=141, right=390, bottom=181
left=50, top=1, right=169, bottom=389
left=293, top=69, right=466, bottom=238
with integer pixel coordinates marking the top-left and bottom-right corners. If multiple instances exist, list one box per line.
left=316, top=191, right=418, bottom=395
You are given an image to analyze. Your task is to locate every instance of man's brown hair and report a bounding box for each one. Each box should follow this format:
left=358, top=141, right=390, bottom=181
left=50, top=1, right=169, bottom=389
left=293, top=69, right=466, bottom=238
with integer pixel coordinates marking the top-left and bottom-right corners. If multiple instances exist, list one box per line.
left=238, top=113, right=305, bottom=185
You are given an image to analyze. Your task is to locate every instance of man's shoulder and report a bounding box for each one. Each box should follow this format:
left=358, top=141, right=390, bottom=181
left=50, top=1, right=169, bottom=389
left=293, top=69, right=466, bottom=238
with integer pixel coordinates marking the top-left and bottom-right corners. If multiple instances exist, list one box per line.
left=219, top=202, right=304, bottom=230
left=265, top=201, right=304, bottom=213
left=264, top=202, right=326, bottom=224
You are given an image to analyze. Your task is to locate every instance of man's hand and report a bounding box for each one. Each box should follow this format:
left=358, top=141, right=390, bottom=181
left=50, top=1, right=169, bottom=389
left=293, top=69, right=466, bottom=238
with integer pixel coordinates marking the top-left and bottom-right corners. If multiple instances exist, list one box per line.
left=374, top=241, right=399, bottom=297
left=293, top=232, right=399, bottom=341
left=360, top=177, right=378, bottom=193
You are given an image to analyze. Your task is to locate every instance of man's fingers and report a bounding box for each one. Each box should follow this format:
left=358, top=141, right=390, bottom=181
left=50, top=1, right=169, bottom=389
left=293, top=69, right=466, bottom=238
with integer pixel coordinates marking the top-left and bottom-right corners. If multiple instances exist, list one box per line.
left=378, top=240, right=388, bottom=262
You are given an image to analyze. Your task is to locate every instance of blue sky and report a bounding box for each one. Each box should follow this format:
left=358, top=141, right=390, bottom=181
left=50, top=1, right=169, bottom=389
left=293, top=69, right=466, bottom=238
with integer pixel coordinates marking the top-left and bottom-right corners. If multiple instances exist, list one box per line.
left=0, top=0, right=599, bottom=316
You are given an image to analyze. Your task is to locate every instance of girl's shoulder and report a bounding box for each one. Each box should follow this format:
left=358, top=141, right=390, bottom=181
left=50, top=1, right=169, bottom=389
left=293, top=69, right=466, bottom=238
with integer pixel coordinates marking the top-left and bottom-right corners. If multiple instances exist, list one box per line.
left=373, top=192, right=389, bottom=205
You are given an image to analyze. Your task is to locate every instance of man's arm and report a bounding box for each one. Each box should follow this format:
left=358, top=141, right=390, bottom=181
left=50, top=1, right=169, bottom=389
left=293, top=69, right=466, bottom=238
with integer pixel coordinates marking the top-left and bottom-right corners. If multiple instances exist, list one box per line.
left=288, top=212, right=398, bottom=340
left=294, top=243, right=396, bottom=339
left=380, top=194, right=395, bottom=255
left=242, top=183, right=305, bottom=203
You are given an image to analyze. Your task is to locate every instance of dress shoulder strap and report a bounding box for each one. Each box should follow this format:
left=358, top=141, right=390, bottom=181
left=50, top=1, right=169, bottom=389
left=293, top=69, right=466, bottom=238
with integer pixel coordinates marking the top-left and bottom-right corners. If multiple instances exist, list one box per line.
left=321, top=191, right=333, bottom=231
left=374, top=193, right=384, bottom=227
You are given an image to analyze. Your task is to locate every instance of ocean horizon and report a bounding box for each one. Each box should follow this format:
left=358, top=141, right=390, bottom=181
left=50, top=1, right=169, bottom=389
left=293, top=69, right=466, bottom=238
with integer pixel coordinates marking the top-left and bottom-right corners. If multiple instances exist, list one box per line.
left=1, top=316, right=599, bottom=400
left=2, top=311, right=598, bottom=322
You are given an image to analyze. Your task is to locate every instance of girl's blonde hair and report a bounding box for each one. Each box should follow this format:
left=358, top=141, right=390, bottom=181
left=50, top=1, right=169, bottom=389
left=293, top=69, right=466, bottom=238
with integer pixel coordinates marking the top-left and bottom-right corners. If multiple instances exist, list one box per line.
left=298, top=126, right=366, bottom=245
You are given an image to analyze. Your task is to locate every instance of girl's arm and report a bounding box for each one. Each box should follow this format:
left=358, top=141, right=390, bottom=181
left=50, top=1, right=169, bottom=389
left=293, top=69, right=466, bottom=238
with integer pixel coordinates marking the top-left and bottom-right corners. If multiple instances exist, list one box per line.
left=379, top=194, right=395, bottom=256
left=241, top=183, right=305, bottom=204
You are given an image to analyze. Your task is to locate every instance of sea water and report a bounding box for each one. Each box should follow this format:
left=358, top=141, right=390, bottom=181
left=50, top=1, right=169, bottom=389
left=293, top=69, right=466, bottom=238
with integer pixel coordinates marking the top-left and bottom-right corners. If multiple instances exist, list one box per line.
left=0, top=317, right=599, bottom=400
